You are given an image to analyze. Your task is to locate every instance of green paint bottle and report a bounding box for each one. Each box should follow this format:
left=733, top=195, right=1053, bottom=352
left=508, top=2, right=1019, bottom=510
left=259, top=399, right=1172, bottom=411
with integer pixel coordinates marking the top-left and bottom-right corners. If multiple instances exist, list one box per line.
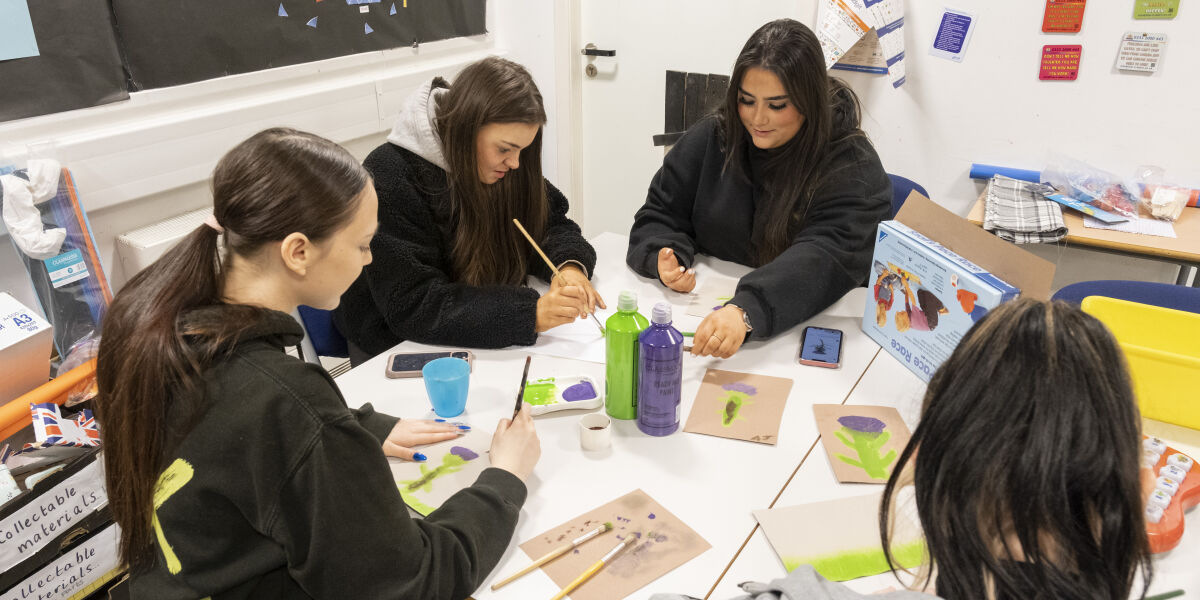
left=605, top=291, right=649, bottom=420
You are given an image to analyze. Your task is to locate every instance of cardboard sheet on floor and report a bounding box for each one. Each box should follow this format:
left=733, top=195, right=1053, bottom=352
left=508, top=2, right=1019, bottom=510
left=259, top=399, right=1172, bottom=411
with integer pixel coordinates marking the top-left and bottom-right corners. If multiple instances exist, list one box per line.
left=683, top=369, right=794, bottom=445
left=813, top=404, right=911, bottom=483
left=517, top=489, right=709, bottom=600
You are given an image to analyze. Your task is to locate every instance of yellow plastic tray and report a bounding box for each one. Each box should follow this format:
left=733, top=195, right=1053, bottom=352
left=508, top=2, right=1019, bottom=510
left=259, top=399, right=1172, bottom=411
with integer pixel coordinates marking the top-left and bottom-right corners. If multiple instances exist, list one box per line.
left=1082, top=296, right=1200, bottom=430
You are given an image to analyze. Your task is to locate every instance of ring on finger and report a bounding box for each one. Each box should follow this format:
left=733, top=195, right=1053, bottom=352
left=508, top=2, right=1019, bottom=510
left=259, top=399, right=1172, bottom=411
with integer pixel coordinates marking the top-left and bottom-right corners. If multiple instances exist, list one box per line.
left=710, top=334, right=723, bottom=342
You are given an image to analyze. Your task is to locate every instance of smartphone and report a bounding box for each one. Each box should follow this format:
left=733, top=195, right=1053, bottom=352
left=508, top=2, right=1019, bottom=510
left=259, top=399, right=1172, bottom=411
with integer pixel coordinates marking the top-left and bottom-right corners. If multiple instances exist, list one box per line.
left=798, top=326, right=843, bottom=369
left=384, top=351, right=474, bottom=378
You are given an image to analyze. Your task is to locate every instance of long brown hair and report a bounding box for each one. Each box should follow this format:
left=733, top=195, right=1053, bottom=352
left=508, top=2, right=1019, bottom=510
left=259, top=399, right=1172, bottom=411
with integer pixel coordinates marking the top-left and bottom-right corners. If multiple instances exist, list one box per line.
left=880, top=299, right=1152, bottom=599
left=96, top=128, right=369, bottom=570
left=435, top=56, right=548, bottom=286
left=718, top=19, right=866, bottom=265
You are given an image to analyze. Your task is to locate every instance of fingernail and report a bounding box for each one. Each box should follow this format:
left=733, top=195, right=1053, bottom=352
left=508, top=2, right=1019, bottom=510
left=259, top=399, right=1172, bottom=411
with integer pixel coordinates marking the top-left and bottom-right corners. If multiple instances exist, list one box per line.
left=413, top=453, right=427, bottom=462
left=687, top=269, right=695, bottom=274
left=435, top=419, right=447, bottom=422
left=458, top=425, right=471, bottom=430
left=679, top=266, right=685, bottom=272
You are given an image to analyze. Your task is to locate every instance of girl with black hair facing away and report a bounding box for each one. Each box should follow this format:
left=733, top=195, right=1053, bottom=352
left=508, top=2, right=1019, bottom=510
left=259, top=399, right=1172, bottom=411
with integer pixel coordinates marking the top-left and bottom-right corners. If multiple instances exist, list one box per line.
left=96, top=128, right=541, bottom=599
left=335, top=56, right=602, bottom=365
left=627, top=19, right=891, bottom=359
left=652, top=299, right=1153, bottom=600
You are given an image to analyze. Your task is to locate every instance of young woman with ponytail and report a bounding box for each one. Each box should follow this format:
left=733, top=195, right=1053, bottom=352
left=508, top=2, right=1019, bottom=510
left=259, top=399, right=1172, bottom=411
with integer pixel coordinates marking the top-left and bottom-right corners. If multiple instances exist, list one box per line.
left=627, top=19, right=891, bottom=359
left=335, top=56, right=602, bottom=364
left=96, top=128, right=541, bottom=599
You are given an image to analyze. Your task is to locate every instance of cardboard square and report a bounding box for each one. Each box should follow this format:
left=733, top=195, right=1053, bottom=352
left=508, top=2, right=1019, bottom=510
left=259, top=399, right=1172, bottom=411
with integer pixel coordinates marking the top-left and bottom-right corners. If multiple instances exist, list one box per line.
left=685, top=278, right=738, bottom=318
left=388, top=428, right=491, bottom=516
left=1042, top=0, right=1087, bottom=33
left=683, top=369, right=794, bottom=445
left=1039, top=44, right=1082, bottom=80
left=754, top=491, right=924, bottom=581
left=813, top=404, right=911, bottom=484
left=517, top=489, right=709, bottom=600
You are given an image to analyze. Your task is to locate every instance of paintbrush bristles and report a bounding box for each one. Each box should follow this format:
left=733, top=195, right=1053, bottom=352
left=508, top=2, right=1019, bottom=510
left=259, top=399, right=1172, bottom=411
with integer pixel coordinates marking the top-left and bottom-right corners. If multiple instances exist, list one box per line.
left=602, top=522, right=612, bottom=532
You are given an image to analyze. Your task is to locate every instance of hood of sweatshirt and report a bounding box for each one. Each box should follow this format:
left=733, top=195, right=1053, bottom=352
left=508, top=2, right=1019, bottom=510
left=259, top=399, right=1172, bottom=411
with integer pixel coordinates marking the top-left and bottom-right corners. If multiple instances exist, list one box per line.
left=385, top=79, right=450, bottom=171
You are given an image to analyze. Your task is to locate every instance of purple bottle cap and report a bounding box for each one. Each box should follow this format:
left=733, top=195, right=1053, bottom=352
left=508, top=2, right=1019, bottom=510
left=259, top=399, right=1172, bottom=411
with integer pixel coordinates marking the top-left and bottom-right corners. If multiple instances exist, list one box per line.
left=651, top=302, right=672, bottom=325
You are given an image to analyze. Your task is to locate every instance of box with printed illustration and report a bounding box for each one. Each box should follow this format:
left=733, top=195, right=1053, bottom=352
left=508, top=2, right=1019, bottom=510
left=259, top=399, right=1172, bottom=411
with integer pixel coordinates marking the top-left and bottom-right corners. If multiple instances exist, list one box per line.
left=861, top=192, right=1055, bottom=382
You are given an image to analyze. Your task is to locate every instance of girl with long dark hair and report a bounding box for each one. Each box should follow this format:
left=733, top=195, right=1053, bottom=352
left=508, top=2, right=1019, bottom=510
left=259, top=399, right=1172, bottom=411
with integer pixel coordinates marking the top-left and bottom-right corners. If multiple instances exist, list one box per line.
left=96, top=128, right=541, bottom=598
left=653, top=299, right=1152, bottom=600
left=336, top=56, right=602, bottom=363
left=627, top=19, right=891, bottom=358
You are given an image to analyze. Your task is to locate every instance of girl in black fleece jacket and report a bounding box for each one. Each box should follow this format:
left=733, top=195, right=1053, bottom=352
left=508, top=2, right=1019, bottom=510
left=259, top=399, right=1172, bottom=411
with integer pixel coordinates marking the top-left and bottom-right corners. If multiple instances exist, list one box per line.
left=336, top=57, right=601, bottom=363
left=627, top=19, right=891, bottom=359
left=96, top=128, right=541, bottom=599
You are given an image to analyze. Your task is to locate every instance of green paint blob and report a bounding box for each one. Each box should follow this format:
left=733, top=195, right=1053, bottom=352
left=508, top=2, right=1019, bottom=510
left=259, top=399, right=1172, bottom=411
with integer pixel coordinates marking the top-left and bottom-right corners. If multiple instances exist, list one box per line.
left=833, top=427, right=896, bottom=480
left=398, top=453, right=467, bottom=494
left=718, top=391, right=751, bottom=427
left=523, top=378, right=558, bottom=405
left=783, top=539, right=924, bottom=581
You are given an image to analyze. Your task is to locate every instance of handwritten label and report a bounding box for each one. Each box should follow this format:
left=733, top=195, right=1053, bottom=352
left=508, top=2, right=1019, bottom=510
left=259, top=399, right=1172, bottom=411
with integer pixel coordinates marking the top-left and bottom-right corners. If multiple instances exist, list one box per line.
left=0, top=459, right=107, bottom=573
left=1, top=524, right=121, bottom=600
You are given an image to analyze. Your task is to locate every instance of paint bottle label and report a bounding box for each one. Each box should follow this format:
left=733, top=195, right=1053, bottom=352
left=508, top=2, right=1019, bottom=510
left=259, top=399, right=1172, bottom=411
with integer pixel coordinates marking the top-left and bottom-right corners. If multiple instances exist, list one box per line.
left=636, top=309, right=684, bottom=437
left=605, top=301, right=649, bottom=421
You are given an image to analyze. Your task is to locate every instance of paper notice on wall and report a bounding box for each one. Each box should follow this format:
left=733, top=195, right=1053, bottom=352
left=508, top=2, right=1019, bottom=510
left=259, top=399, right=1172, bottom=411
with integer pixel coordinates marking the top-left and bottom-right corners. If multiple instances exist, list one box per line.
left=1116, top=32, right=1166, bottom=72
left=929, top=7, right=976, bottom=62
left=818, top=0, right=907, bottom=88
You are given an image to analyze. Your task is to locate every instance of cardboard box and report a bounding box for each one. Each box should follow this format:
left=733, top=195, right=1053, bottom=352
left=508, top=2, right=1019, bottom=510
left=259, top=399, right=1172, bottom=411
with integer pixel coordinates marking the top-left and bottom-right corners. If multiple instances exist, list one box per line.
left=862, top=192, right=1055, bottom=382
left=0, top=293, right=52, bottom=404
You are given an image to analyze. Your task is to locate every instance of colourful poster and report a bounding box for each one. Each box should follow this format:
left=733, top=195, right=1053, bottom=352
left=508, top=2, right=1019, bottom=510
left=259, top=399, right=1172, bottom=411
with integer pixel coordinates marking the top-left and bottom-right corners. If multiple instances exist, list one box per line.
left=1134, top=0, right=1180, bottom=19
left=1039, top=44, right=1082, bottom=80
left=1042, top=0, right=1087, bottom=33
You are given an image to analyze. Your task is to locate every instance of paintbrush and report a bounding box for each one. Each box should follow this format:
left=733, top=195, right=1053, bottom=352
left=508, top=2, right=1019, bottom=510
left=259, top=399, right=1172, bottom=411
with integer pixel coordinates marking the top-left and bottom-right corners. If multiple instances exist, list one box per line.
left=512, top=218, right=606, bottom=336
left=549, top=531, right=639, bottom=600
left=1146, top=591, right=1184, bottom=600
left=513, top=355, right=532, bottom=420
left=491, top=522, right=613, bottom=590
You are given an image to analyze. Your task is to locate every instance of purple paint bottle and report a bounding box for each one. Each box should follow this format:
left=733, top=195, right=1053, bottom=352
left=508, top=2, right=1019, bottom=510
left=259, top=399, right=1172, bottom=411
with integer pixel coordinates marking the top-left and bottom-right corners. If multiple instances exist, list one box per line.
left=637, top=302, right=684, bottom=436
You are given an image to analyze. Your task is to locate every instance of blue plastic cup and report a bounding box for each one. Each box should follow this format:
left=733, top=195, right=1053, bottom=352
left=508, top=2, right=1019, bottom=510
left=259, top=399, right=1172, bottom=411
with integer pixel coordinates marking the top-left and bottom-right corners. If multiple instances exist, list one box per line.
left=422, top=357, right=470, bottom=418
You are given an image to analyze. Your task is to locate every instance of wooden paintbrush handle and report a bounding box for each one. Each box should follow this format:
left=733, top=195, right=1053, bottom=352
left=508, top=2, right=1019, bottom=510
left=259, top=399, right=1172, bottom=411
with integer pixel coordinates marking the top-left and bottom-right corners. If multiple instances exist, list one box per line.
left=549, top=560, right=604, bottom=600
left=512, top=219, right=565, bottom=281
left=490, top=542, right=572, bottom=590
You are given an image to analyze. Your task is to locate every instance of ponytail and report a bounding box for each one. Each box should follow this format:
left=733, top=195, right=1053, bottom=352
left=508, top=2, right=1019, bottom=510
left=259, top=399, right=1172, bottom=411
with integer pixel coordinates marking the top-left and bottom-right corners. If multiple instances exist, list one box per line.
left=96, top=128, right=369, bottom=570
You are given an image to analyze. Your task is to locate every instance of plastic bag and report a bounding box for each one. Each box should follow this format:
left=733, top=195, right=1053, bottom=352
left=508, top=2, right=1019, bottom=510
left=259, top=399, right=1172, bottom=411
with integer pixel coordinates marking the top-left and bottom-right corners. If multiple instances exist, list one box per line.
left=1127, top=165, right=1198, bottom=222
left=1042, top=154, right=1139, bottom=219
left=59, top=333, right=100, bottom=406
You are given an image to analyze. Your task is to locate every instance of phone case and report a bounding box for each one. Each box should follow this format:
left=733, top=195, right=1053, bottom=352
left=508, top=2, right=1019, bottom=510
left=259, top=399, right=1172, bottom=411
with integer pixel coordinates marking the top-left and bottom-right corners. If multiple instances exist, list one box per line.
left=798, top=328, right=842, bottom=369
left=384, top=351, right=474, bottom=379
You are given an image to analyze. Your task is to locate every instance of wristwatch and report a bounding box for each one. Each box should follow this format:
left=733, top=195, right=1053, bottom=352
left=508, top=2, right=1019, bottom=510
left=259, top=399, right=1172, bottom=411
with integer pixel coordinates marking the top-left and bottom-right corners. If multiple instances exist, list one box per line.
left=726, top=303, right=753, bottom=332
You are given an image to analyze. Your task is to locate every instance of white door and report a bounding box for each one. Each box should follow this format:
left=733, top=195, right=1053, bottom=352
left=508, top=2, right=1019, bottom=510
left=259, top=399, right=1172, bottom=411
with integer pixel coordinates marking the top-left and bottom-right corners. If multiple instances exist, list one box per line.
left=573, top=1, right=812, bottom=238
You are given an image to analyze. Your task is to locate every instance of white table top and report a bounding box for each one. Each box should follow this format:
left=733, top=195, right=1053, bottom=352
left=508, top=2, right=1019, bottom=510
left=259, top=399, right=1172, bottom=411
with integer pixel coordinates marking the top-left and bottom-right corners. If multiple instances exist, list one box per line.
left=334, top=232, right=882, bottom=599
left=713, top=353, right=1200, bottom=599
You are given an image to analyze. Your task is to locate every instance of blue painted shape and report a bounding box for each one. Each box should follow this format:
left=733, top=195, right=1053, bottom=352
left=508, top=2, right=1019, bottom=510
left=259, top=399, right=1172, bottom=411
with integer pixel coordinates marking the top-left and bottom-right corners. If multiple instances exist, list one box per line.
left=389, top=2, right=396, bottom=14
left=277, top=3, right=288, bottom=16
left=364, top=22, right=374, bottom=34
left=306, top=16, right=318, bottom=27
left=346, top=0, right=381, bottom=4
left=0, top=0, right=41, bottom=61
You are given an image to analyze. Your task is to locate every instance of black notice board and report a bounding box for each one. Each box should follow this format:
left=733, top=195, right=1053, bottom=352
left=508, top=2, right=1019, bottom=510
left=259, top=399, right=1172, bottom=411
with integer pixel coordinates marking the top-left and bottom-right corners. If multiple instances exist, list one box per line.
left=111, top=0, right=487, bottom=91
left=0, top=0, right=128, bottom=123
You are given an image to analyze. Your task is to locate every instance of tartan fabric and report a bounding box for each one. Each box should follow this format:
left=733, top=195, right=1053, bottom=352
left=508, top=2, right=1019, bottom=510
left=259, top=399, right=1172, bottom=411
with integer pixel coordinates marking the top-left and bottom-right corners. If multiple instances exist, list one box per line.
left=983, top=175, right=1067, bottom=244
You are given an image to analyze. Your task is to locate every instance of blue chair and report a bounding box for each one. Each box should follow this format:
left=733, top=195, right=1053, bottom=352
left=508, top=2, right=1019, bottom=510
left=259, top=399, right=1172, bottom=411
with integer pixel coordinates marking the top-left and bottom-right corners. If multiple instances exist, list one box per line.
left=295, top=305, right=350, bottom=362
left=1052, top=280, right=1200, bottom=314
left=887, top=173, right=929, bottom=218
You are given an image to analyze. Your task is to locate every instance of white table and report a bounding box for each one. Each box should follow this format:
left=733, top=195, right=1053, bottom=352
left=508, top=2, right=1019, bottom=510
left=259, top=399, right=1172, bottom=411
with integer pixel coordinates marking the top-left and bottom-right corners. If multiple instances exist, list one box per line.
left=713, top=353, right=1200, bottom=599
left=334, top=232, right=882, bottom=599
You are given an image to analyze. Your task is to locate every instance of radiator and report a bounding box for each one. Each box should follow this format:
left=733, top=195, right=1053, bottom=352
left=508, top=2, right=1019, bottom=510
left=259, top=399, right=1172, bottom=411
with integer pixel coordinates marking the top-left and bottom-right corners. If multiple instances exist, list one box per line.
left=114, top=208, right=210, bottom=277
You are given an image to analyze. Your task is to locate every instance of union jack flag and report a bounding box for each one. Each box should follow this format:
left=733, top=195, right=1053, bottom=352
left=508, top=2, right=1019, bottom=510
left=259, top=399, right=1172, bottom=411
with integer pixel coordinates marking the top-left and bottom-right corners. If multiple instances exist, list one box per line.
left=22, top=403, right=101, bottom=450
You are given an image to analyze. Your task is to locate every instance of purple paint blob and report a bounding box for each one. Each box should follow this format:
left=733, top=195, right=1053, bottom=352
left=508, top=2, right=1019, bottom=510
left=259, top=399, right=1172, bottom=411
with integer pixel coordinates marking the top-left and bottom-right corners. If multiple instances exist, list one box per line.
left=652, top=533, right=668, bottom=543
left=562, top=380, right=597, bottom=402
left=837, top=416, right=887, bottom=434
left=721, top=382, right=758, bottom=395
left=450, top=446, right=479, bottom=461
left=648, top=513, right=656, bottom=519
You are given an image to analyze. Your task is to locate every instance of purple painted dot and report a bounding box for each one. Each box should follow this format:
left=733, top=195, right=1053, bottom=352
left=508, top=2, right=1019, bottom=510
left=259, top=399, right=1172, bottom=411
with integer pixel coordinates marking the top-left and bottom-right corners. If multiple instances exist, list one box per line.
left=450, top=446, right=479, bottom=461
left=562, top=381, right=597, bottom=402
left=721, top=382, right=758, bottom=395
left=648, top=513, right=656, bottom=519
left=837, top=416, right=887, bottom=434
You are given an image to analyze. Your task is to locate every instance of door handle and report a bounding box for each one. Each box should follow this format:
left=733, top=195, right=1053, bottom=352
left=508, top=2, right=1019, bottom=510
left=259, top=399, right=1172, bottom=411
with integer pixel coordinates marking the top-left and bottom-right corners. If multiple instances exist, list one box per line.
left=581, top=43, right=616, bottom=57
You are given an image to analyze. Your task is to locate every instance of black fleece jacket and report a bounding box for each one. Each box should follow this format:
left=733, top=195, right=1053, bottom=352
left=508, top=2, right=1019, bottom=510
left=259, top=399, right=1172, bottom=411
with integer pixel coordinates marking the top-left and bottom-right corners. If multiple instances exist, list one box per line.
left=626, top=112, right=891, bottom=340
left=334, top=143, right=596, bottom=358
left=131, top=307, right=526, bottom=600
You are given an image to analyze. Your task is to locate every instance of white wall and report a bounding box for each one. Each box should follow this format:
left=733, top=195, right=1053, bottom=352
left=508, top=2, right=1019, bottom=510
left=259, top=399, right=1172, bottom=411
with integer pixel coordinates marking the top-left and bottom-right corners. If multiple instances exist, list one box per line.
left=0, top=3, right=564, bottom=317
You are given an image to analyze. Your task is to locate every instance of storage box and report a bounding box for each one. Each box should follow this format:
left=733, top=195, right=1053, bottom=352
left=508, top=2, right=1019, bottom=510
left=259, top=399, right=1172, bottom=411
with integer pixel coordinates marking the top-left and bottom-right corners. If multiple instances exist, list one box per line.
left=861, top=192, right=1055, bottom=382
left=1082, top=296, right=1200, bottom=430
left=0, top=293, right=52, bottom=404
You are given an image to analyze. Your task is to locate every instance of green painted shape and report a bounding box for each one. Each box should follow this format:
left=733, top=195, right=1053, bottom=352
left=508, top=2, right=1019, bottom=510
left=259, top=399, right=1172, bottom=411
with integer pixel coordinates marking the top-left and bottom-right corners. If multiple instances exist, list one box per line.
left=718, top=391, right=751, bottom=427
left=782, top=539, right=924, bottom=581
left=398, top=453, right=467, bottom=494
left=523, top=378, right=558, bottom=405
left=833, top=427, right=896, bottom=480
left=398, top=487, right=437, bottom=516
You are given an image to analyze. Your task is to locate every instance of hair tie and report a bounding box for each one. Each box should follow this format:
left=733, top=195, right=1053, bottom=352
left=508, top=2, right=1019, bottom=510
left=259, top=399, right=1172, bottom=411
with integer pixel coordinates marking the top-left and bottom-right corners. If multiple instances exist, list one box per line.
left=204, top=213, right=225, bottom=235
